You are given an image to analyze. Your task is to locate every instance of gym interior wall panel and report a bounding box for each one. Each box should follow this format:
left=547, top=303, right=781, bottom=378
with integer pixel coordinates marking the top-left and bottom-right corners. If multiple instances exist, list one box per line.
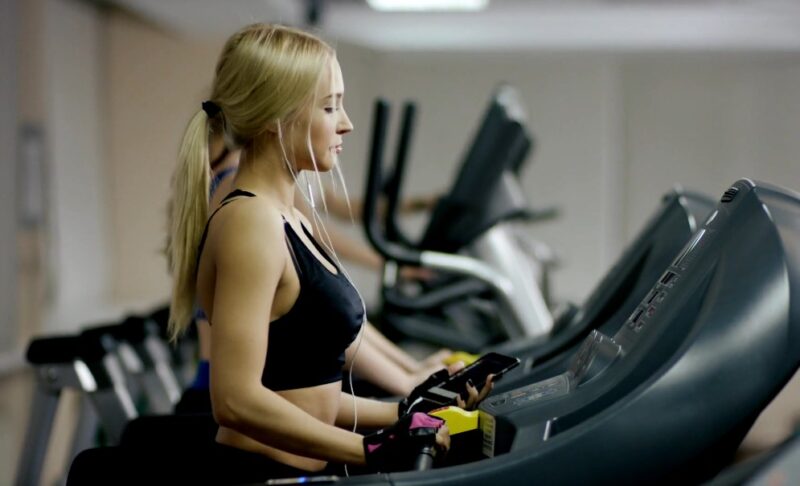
left=621, top=57, right=800, bottom=242
left=15, top=0, right=48, bottom=352
left=598, top=60, right=628, bottom=276
left=742, top=63, right=800, bottom=190
left=42, top=0, right=113, bottom=333
left=106, top=12, right=219, bottom=305
left=0, top=0, right=19, bottom=354
left=374, top=52, right=622, bottom=304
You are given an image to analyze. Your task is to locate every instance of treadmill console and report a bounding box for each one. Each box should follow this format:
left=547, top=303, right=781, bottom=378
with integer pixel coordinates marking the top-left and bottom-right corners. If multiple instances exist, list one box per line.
left=477, top=204, right=727, bottom=458
left=479, top=330, right=622, bottom=456
left=568, top=330, right=622, bottom=386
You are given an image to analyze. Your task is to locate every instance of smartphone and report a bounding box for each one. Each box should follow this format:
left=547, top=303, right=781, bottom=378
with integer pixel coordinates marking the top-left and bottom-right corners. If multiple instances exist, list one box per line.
left=423, top=352, right=520, bottom=405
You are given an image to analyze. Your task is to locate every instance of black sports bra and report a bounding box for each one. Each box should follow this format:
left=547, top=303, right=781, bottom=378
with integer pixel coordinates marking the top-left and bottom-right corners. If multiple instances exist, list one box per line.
left=197, top=189, right=365, bottom=391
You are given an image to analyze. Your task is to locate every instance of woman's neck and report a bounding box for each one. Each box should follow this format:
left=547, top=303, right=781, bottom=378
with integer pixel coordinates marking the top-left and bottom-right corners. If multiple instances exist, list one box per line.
left=234, top=144, right=297, bottom=213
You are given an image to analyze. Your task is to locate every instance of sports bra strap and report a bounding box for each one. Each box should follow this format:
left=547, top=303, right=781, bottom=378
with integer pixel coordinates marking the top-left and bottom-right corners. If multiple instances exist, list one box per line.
left=220, top=188, right=256, bottom=203
left=196, top=189, right=256, bottom=266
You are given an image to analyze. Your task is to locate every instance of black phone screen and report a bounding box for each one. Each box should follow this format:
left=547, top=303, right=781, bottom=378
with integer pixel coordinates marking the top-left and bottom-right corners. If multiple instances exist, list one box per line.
left=438, top=352, right=520, bottom=394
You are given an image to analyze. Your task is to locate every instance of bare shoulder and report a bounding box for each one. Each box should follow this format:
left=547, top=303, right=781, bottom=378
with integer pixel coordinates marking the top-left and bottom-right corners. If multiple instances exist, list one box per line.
left=213, top=198, right=287, bottom=270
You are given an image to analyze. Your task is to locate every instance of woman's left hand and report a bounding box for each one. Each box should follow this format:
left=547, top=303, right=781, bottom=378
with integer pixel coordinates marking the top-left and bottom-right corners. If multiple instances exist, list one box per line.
left=455, top=374, right=495, bottom=410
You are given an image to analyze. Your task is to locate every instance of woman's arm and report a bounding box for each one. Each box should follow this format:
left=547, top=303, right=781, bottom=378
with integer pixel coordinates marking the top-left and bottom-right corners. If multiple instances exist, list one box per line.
left=208, top=203, right=366, bottom=465
left=321, top=223, right=384, bottom=270
left=336, top=393, right=399, bottom=430
left=362, top=322, right=455, bottom=377
left=343, top=326, right=458, bottom=397
left=294, top=197, right=383, bottom=271
left=195, top=163, right=239, bottom=363
left=322, top=189, right=363, bottom=221
left=343, top=333, right=416, bottom=396
left=321, top=190, right=438, bottom=221
left=362, top=321, right=425, bottom=373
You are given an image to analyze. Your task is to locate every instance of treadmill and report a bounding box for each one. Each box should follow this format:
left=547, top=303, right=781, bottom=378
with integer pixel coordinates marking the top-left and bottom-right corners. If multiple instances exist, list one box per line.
left=338, top=178, right=800, bottom=485
left=492, top=187, right=715, bottom=393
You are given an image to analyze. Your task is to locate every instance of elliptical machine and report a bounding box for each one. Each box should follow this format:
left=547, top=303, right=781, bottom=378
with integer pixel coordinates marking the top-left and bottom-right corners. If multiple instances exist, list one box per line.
left=365, top=87, right=559, bottom=352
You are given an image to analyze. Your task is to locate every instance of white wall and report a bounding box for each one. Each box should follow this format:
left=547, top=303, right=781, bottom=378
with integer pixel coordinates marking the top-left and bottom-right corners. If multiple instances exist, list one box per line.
left=106, top=13, right=219, bottom=307
left=43, top=0, right=113, bottom=333
left=0, top=0, right=19, bottom=353
left=621, top=57, right=800, bottom=236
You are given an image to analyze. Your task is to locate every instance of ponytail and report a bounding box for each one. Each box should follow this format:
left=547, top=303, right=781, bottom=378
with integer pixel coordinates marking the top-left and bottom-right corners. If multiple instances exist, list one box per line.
left=168, top=110, right=212, bottom=341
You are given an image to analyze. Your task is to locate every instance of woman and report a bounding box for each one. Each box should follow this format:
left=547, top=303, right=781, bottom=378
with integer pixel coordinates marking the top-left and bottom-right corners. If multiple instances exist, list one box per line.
left=168, top=24, right=491, bottom=481
left=176, top=124, right=457, bottom=414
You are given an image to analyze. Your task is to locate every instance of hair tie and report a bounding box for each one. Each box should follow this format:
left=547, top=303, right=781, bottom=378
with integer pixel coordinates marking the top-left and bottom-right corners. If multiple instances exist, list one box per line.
left=202, top=100, right=221, bottom=118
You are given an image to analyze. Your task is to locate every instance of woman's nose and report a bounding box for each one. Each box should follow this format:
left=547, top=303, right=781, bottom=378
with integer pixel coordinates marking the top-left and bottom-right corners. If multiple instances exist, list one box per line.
left=337, top=109, right=354, bottom=135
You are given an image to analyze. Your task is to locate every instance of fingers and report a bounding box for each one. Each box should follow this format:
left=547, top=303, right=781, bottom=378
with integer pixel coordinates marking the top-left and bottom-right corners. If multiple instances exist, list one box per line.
left=477, top=374, right=495, bottom=403
left=463, top=379, right=480, bottom=409
left=412, top=363, right=447, bottom=389
left=435, top=425, right=451, bottom=452
left=426, top=349, right=452, bottom=367
left=462, top=375, right=495, bottom=410
left=446, top=360, right=465, bottom=375
left=399, top=266, right=436, bottom=282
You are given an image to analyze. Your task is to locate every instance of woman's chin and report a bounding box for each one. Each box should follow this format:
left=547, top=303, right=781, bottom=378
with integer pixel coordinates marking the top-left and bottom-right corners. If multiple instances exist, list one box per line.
left=299, top=158, right=334, bottom=173
left=317, top=156, right=337, bottom=172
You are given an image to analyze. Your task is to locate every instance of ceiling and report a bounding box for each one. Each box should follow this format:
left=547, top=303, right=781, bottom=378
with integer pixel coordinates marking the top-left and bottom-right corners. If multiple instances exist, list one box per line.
left=109, top=0, right=800, bottom=53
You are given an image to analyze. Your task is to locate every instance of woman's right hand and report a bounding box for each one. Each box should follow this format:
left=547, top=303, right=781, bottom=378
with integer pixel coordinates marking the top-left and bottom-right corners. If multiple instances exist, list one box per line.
left=363, top=412, right=449, bottom=472
left=435, top=422, right=451, bottom=452
left=420, top=349, right=454, bottom=369
left=410, top=358, right=464, bottom=392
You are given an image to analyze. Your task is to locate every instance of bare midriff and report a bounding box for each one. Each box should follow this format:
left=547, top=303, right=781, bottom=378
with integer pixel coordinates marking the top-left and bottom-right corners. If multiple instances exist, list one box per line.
left=215, top=380, right=342, bottom=472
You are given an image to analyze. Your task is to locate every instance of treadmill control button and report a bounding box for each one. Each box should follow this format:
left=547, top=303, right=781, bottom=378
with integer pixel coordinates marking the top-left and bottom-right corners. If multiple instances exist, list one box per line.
left=721, top=186, right=739, bottom=203
left=490, top=398, right=507, bottom=407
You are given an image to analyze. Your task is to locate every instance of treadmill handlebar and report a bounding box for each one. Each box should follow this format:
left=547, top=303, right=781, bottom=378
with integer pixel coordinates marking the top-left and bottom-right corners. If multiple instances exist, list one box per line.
left=414, top=444, right=436, bottom=471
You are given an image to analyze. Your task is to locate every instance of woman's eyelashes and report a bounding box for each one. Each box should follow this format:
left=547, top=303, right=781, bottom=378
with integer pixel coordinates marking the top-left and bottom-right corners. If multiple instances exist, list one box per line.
left=323, top=101, right=343, bottom=114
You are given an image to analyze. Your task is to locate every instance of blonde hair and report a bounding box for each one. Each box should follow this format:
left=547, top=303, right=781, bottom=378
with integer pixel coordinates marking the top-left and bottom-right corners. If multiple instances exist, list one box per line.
left=167, top=24, right=334, bottom=341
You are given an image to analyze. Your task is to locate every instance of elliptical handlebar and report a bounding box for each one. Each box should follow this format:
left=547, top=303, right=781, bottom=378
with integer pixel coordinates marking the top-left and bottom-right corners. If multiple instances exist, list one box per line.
left=363, top=98, right=422, bottom=267
left=363, top=98, right=518, bottom=300
left=384, top=101, right=419, bottom=248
